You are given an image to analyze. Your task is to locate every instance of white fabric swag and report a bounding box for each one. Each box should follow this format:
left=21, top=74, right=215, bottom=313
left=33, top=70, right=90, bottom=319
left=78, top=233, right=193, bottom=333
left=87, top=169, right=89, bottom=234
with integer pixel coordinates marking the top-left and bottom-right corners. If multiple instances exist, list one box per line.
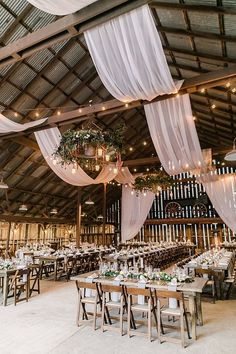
left=199, top=173, right=236, bottom=233
left=121, top=186, right=155, bottom=242
left=26, top=0, right=97, bottom=15
left=85, top=5, right=182, bottom=103
left=35, top=127, right=133, bottom=187
left=0, top=114, right=47, bottom=133
left=144, top=94, right=205, bottom=175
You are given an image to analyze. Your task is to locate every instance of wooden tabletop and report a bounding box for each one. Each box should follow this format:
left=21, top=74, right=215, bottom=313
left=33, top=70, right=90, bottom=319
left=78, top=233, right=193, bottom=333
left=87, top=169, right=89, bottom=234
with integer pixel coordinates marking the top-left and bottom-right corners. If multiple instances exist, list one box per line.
left=71, top=271, right=207, bottom=294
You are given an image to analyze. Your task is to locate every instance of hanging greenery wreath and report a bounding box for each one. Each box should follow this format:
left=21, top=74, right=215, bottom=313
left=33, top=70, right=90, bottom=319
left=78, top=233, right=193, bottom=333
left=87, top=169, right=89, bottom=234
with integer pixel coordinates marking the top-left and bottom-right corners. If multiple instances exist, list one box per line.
left=54, top=125, right=125, bottom=169
left=133, top=171, right=173, bottom=194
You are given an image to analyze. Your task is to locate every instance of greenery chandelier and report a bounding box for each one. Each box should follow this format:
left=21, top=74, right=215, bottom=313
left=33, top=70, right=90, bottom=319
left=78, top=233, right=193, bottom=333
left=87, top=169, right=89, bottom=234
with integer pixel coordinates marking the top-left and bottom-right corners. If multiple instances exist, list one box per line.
left=133, top=171, right=173, bottom=195
left=54, top=125, right=125, bottom=172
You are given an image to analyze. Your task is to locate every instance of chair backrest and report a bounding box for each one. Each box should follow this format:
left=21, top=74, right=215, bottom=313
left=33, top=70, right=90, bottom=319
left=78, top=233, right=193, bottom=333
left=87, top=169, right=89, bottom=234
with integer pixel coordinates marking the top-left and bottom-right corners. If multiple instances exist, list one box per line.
left=76, top=280, right=97, bottom=291
left=101, top=284, right=123, bottom=294
left=125, top=286, right=151, bottom=297
left=155, top=289, right=183, bottom=301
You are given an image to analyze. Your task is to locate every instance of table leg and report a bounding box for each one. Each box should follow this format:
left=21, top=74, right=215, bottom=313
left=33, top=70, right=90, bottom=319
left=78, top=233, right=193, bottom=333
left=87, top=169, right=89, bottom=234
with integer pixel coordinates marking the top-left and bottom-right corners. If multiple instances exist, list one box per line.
left=3, top=275, right=8, bottom=306
left=188, top=294, right=197, bottom=340
left=196, top=293, right=203, bottom=326
left=54, top=261, right=58, bottom=281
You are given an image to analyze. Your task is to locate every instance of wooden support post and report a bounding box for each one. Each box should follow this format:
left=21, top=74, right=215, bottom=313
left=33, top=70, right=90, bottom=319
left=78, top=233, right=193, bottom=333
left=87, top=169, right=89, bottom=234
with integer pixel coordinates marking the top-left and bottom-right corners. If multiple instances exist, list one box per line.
left=5, top=222, right=11, bottom=257
left=37, top=224, right=41, bottom=242
left=76, top=187, right=82, bottom=248
left=25, top=224, right=29, bottom=243
left=102, top=183, right=107, bottom=246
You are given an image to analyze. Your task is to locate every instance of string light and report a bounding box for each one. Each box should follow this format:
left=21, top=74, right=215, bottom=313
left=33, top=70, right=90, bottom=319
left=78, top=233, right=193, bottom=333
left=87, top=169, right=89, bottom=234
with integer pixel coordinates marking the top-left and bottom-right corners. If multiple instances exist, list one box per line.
left=232, top=88, right=236, bottom=93
left=131, top=190, right=134, bottom=195
left=57, top=110, right=61, bottom=116
left=72, top=167, right=76, bottom=174
left=143, top=141, right=147, bottom=146
left=14, top=112, right=18, bottom=117
left=129, top=147, right=133, bottom=151
left=35, top=112, right=39, bottom=117
left=125, top=103, right=129, bottom=108
left=102, top=106, right=106, bottom=111
left=146, top=168, right=150, bottom=172
left=193, top=116, right=196, bottom=121
left=134, top=168, right=137, bottom=172
left=78, top=108, right=82, bottom=113
left=211, top=104, right=216, bottom=109
left=113, top=167, right=118, bottom=174
left=176, top=93, right=180, bottom=98
left=200, top=88, right=205, bottom=93
left=226, top=82, right=231, bottom=88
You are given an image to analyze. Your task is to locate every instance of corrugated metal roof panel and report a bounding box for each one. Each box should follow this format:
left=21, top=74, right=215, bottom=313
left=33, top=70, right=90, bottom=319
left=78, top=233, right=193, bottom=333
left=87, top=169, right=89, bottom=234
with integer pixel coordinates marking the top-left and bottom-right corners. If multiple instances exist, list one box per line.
left=59, top=73, right=81, bottom=95
left=61, top=42, right=86, bottom=68
left=26, top=49, right=54, bottom=71
left=165, top=33, right=192, bottom=50
left=44, top=60, right=69, bottom=84
left=2, top=0, right=29, bottom=15
left=155, top=8, right=186, bottom=29
left=24, top=8, right=56, bottom=31
left=0, top=82, right=21, bottom=105
left=194, top=38, right=222, bottom=56
left=27, top=78, right=53, bottom=100
left=0, top=6, right=15, bottom=38
left=4, top=24, right=28, bottom=45
left=188, top=12, right=219, bottom=34
left=10, top=63, right=37, bottom=89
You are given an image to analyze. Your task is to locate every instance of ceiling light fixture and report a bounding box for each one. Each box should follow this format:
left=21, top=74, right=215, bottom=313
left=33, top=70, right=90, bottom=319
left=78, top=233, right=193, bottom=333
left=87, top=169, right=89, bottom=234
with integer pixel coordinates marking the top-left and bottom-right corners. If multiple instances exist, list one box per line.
left=0, top=178, right=8, bottom=189
left=19, top=204, right=28, bottom=212
left=225, top=137, right=236, bottom=161
left=85, top=197, right=94, bottom=205
left=50, top=207, right=58, bottom=215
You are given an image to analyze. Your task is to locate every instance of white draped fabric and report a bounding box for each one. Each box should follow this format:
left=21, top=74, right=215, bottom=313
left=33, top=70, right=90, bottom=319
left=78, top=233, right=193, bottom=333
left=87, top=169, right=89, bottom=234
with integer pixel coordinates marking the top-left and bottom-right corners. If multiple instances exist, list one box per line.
left=85, top=5, right=182, bottom=103
left=26, top=0, right=97, bottom=15
left=121, top=186, right=155, bottom=242
left=144, top=94, right=204, bottom=175
left=198, top=174, right=236, bottom=233
left=35, top=127, right=134, bottom=186
left=0, top=114, right=47, bottom=133
left=115, top=167, right=135, bottom=185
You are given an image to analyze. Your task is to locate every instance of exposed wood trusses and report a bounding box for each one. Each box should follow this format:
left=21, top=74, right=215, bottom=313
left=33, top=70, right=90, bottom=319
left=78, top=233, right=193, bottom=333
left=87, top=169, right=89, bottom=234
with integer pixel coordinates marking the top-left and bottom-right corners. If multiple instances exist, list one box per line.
left=0, top=0, right=236, bottom=221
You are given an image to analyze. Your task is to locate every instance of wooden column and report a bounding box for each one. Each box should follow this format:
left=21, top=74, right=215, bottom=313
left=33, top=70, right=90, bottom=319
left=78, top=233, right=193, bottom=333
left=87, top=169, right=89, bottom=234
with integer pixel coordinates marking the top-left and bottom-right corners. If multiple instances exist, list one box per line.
left=102, top=183, right=107, bottom=245
left=76, top=187, right=82, bottom=248
left=5, top=222, right=11, bottom=257
left=24, top=223, right=29, bottom=243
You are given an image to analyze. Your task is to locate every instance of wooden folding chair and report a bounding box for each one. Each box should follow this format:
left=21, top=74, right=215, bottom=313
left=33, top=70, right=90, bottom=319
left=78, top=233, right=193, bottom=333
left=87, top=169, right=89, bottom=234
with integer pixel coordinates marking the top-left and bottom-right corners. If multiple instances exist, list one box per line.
left=75, top=280, right=101, bottom=330
left=100, top=284, right=126, bottom=336
left=156, top=290, right=191, bottom=348
left=126, top=286, right=158, bottom=342
left=195, top=268, right=217, bottom=303
left=29, top=264, right=42, bottom=297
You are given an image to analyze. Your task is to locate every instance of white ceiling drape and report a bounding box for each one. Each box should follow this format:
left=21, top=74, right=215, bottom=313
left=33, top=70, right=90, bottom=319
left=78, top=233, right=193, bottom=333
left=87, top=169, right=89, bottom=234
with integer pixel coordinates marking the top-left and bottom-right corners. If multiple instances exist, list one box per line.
left=121, top=186, right=155, bottom=242
left=85, top=5, right=183, bottom=102
left=26, top=0, right=97, bottom=15
left=144, top=94, right=204, bottom=175
left=35, top=127, right=134, bottom=186
left=0, top=114, right=47, bottom=133
left=198, top=173, right=236, bottom=233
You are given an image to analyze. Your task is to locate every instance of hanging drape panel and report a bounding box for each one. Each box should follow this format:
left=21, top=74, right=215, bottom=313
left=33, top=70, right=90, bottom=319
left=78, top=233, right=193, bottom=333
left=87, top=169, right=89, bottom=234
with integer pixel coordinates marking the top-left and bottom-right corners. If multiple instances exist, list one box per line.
left=115, top=167, right=135, bottom=185
left=121, top=186, right=155, bottom=242
left=26, top=0, right=97, bottom=15
left=197, top=173, right=236, bottom=233
left=144, top=94, right=204, bottom=175
left=35, top=127, right=134, bottom=186
left=0, top=114, right=47, bottom=133
left=85, top=5, right=182, bottom=103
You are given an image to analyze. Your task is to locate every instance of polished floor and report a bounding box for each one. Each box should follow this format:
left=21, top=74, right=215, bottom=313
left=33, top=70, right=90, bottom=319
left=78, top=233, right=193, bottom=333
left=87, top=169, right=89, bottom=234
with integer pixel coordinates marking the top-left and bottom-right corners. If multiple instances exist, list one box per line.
left=0, top=279, right=235, bottom=354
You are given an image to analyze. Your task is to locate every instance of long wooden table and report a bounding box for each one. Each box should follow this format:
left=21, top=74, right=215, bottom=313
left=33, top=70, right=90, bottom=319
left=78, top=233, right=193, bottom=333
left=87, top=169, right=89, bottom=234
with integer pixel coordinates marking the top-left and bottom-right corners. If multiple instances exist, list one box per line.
left=72, top=271, right=207, bottom=340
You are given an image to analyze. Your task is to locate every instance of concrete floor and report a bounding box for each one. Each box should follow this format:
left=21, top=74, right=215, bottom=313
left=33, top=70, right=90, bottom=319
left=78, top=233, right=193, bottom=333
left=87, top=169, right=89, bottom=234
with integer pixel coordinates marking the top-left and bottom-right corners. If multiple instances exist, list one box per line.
left=0, top=280, right=236, bottom=354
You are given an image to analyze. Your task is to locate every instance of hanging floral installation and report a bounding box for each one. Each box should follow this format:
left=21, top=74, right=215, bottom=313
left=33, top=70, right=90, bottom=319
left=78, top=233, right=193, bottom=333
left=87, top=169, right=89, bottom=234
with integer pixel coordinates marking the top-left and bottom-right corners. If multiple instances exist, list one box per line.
left=132, top=171, right=174, bottom=195
left=54, top=125, right=125, bottom=171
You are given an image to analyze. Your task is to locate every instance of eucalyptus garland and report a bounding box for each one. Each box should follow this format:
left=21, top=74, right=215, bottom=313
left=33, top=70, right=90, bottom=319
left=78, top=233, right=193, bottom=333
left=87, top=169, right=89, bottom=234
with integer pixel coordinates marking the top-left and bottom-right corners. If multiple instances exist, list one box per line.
left=133, top=171, right=173, bottom=194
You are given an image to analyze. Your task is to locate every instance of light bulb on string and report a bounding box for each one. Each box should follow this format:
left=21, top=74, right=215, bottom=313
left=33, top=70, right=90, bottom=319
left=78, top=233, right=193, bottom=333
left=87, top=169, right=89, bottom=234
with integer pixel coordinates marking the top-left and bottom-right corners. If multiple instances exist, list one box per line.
left=95, top=164, right=100, bottom=172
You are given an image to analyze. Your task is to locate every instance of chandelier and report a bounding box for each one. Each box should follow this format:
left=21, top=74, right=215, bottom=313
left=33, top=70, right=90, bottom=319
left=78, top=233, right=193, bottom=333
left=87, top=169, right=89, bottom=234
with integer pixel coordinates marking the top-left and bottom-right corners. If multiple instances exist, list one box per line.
left=53, top=125, right=125, bottom=172
left=132, top=171, right=174, bottom=195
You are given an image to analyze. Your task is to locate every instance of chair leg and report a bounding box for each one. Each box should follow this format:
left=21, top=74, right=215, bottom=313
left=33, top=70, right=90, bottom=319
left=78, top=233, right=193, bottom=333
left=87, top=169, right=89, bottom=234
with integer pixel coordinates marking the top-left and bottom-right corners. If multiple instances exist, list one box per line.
left=148, top=308, right=152, bottom=342
left=120, top=297, right=124, bottom=336
left=101, top=293, right=105, bottom=333
left=184, top=311, right=191, bottom=339
left=77, top=291, right=81, bottom=326
left=180, top=313, right=185, bottom=348
left=157, top=300, right=161, bottom=344
left=127, top=295, right=131, bottom=338
left=93, top=296, right=97, bottom=330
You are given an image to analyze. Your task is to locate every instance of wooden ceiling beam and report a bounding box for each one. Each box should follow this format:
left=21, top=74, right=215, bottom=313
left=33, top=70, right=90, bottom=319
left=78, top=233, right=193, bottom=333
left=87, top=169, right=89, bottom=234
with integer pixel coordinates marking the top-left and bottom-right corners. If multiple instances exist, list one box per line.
left=0, top=0, right=152, bottom=68
left=150, top=2, right=236, bottom=15
left=0, top=214, right=74, bottom=224
left=2, top=64, right=236, bottom=140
